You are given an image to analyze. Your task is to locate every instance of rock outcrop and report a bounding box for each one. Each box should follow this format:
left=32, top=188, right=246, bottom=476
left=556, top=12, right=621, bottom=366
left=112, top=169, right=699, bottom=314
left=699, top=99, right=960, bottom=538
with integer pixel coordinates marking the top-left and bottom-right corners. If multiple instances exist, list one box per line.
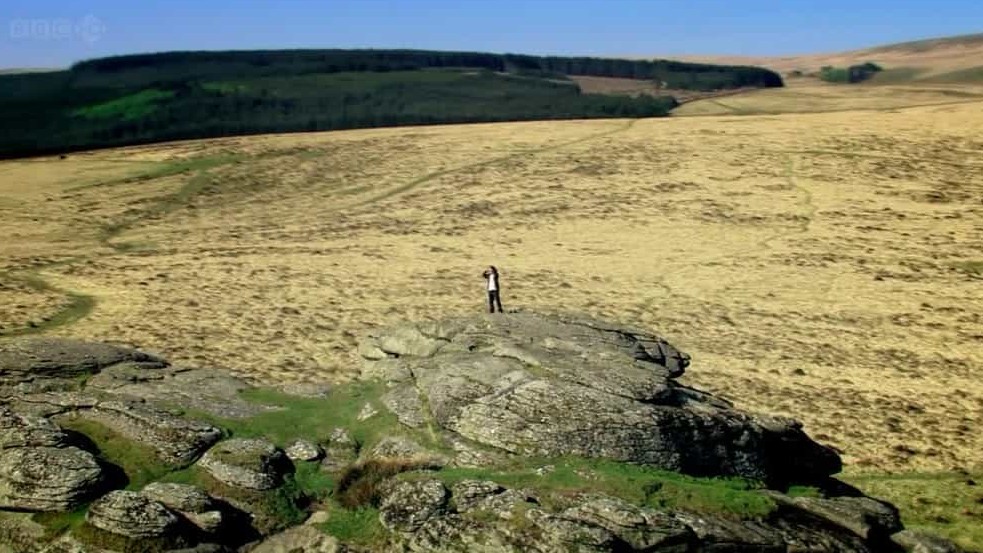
left=373, top=476, right=914, bottom=553
left=359, top=312, right=840, bottom=486
left=0, top=407, right=104, bottom=511
left=0, top=338, right=164, bottom=386
left=320, top=428, right=358, bottom=472
left=285, top=439, right=323, bottom=462
left=378, top=479, right=451, bottom=532
left=70, top=400, right=223, bottom=465
left=250, top=525, right=339, bottom=552
left=86, top=490, right=180, bottom=539
left=0, top=315, right=968, bottom=552
left=141, top=482, right=225, bottom=534
left=198, top=438, right=287, bottom=491
left=85, top=361, right=271, bottom=419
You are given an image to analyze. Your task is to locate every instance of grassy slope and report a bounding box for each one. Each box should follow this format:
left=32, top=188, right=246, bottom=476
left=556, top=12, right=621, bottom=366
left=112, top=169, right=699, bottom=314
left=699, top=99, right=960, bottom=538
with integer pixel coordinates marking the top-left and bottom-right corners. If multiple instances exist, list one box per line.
left=674, top=33, right=983, bottom=83
left=844, top=472, right=983, bottom=552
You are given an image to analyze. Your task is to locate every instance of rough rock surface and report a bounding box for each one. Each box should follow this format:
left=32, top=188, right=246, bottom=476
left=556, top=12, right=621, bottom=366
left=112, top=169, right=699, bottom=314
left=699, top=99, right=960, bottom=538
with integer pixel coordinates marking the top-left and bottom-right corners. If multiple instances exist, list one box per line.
left=198, top=438, right=287, bottom=491
left=141, top=482, right=224, bottom=533
left=320, top=428, right=358, bottom=472
left=69, top=400, right=222, bottom=465
left=450, top=479, right=506, bottom=512
left=0, top=325, right=967, bottom=553
left=0, top=407, right=104, bottom=511
left=892, top=529, right=964, bottom=553
left=86, top=490, right=180, bottom=538
left=561, top=494, right=695, bottom=551
left=250, top=525, right=339, bottom=553
left=378, top=479, right=450, bottom=532
left=376, top=476, right=937, bottom=553
left=770, top=493, right=903, bottom=541
left=85, top=363, right=268, bottom=419
left=367, top=436, right=445, bottom=467
left=360, top=312, right=840, bottom=485
left=0, top=338, right=164, bottom=387
left=285, top=439, right=323, bottom=462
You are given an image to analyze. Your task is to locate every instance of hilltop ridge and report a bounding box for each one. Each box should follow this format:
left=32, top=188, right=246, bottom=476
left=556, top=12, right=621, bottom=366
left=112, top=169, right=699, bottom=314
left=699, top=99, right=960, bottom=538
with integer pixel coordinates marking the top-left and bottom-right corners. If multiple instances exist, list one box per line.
left=673, top=32, right=983, bottom=82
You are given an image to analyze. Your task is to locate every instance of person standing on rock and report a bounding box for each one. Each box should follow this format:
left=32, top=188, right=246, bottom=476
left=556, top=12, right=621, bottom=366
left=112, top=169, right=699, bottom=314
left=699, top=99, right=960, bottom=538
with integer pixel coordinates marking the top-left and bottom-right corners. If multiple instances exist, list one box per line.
left=483, top=266, right=504, bottom=313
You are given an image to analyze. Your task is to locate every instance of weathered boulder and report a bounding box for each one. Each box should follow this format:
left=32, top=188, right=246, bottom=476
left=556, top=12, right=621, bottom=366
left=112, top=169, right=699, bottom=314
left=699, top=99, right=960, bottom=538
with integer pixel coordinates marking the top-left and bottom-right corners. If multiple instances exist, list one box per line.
left=141, top=482, right=224, bottom=533
left=86, top=490, right=180, bottom=539
left=0, top=338, right=165, bottom=387
left=561, top=494, right=695, bottom=551
left=249, top=525, right=339, bottom=553
left=67, top=400, right=222, bottom=465
left=0, top=407, right=104, bottom=511
left=770, top=493, right=903, bottom=541
left=374, top=324, right=447, bottom=358
left=0, top=405, right=68, bottom=449
left=141, top=482, right=214, bottom=513
left=450, top=480, right=536, bottom=521
left=360, top=312, right=839, bottom=486
left=0, top=446, right=104, bottom=512
left=670, top=511, right=785, bottom=552
left=450, top=479, right=506, bottom=512
left=285, top=439, right=323, bottom=462
left=405, top=515, right=513, bottom=552
left=378, top=479, right=450, bottom=532
left=198, top=438, right=287, bottom=491
left=320, top=428, right=358, bottom=472
left=86, top=363, right=269, bottom=419
left=367, top=436, right=445, bottom=467
left=891, top=529, right=964, bottom=553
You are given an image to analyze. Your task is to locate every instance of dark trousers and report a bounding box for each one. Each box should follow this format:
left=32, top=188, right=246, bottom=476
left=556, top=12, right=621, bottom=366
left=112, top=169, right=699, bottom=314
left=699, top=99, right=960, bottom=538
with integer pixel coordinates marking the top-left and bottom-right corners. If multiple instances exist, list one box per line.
left=487, top=290, right=503, bottom=313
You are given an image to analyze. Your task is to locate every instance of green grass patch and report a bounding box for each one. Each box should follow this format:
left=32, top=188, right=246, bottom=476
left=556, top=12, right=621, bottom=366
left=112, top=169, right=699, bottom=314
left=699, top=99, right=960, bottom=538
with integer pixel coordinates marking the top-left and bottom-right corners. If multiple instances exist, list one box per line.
left=869, top=67, right=927, bottom=84
left=70, top=154, right=240, bottom=192
left=410, top=456, right=776, bottom=519
left=952, top=260, right=983, bottom=275
left=72, top=89, right=175, bottom=121
left=56, top=416, right=177, bottom=490
left=843, top=471, right=983, bottom=552
left=32, top=505, right=88, bottom=539
left=72, top=522, right=191, bottom=553
left=190, top=382, right=406, bottom=451
left=201, top=81, right=250, bottom=94
left=317, top=504, right=386, bottom=547
left=927, top=66, right=983, bottom=84
left=294, top=461, right=336, bottom=505
left=0, top=273, right=95, bottom=338
left=96, top=155, right=240, bottom=247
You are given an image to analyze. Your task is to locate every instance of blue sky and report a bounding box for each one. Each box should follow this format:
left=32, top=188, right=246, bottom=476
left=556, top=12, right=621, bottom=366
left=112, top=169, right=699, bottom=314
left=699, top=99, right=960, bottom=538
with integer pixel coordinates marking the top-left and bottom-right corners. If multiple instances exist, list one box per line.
left=1, top=0, right=981, bottom=68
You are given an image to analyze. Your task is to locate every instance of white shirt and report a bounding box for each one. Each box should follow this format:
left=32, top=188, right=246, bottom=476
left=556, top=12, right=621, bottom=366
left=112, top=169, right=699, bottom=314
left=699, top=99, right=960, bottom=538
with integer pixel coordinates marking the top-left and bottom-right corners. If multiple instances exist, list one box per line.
left=487, top=272, right=498, bottom=292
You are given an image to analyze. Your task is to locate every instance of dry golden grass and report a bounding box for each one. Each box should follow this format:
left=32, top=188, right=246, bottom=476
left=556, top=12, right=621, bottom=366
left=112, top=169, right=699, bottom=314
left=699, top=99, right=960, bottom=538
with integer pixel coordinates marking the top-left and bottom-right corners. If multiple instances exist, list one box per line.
left=1, top=90, right=981, bottom=479
left=673, top=80, right=983, bottom=116
left=674, top=33, right=983, bottom=80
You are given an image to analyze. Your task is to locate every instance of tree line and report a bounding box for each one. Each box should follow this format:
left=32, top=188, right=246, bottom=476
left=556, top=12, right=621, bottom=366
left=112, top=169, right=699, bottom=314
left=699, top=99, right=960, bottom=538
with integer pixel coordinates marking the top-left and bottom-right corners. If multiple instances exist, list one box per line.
left=0, top=49, right=783, bottom=158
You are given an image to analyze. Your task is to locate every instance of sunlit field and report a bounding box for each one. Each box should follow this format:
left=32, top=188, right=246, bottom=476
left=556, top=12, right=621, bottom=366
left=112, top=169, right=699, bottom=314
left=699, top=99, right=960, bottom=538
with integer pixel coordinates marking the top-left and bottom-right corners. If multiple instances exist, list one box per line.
left=2, top=90, right=981, bottom=486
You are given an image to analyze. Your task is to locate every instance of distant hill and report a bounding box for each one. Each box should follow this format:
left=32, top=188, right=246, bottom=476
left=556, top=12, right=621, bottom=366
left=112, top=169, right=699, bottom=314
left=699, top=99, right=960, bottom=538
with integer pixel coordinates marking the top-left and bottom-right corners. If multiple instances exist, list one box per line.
left=0, top=67, right=61, bottom=75
left=673, top=33, right=983, bottom=83
left=0, top=49, right=782, bottom=158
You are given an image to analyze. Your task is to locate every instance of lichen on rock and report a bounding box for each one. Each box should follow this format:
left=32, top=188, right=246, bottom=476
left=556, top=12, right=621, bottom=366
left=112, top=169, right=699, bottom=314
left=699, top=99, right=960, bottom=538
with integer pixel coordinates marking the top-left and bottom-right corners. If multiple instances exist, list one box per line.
left=359, top=312, right=840, bottom=487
